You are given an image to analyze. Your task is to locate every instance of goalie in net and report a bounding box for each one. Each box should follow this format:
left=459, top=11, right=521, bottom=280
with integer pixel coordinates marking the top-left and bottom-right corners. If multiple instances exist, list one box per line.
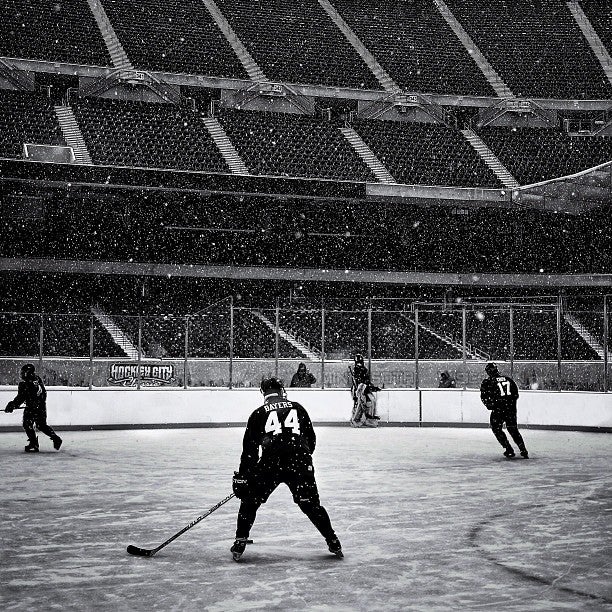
left=348, top=355, right=381, bottom=427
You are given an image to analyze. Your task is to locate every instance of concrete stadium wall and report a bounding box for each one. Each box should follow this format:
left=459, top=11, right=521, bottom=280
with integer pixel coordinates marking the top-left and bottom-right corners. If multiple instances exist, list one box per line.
left=0, top=388, right=610, bottom=431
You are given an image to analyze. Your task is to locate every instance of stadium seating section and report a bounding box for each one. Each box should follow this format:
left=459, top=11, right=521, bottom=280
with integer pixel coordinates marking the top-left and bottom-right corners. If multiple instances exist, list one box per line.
left=352, top=119, right=502, bottom=187
left=478, top=126, right=612, bottom=184
left=73, top=97, right=229, bottom=172
left=101, top=0, right=248, bottom=79
left=580, top=1, right=612, bottom=53
left=0, top=0, right=111, bottom=66
left=444, top=0, right=612, bottom=100
left=0, top=3, right=610, bottom=366
left=0, top=1, right=610, bottom=102
left=332, top=0, right=495, bottom=96
left=0, top=90, right=65, bottom=159
left=0, top=313, right=123, bottom=358
left=2, top=191, right=610, bottom=275
left=215, top=0, right=380, bottom=90
left=112, top=309, right=301, bottom=359
left=217, top=108, right=375, bottom=180
left=0, top=91, right=609, bottom=186
left=0, top=273, right=607, bottom=362
left=0, top=296, right=604, bottom=361
left=419, top=310, right=600, bottom=361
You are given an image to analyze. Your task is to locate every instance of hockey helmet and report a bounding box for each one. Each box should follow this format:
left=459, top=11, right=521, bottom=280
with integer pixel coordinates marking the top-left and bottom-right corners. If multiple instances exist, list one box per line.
left=354, top=354, right=364, bottom=365
left=20, top=363, right=36, bottom=381
left=485, top=362, right=499, bottom=377
left=260, top=376, right=286, bottom=398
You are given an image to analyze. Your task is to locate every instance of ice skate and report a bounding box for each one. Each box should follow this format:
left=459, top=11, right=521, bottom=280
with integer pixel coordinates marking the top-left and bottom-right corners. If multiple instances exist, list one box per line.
left=24, top=438, right=39, bottom=453
left=326, top=537, right=343, bottom=558
left=503, top=447, right=515, bottom=458
left=52, top=435, right=63, bottom=451
left=520, top=449, right=529, bottom=459
left=231, top=538, right=248, bottom=561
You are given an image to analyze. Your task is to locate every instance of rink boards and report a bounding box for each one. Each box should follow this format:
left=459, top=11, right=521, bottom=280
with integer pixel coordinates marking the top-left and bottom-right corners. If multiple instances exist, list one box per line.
left=0, top=388, right=610, bottom=431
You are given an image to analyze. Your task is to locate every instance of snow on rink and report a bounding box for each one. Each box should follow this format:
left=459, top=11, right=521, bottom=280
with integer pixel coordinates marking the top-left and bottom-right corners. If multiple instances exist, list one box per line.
left=1, top=426, right=610, bottom=611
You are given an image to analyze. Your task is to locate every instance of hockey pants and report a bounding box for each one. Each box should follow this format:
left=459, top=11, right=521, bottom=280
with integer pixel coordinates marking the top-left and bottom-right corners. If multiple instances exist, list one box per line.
left=23, top=409, right=58, bottom=446
left=236, top=498, right=336, bottom=541
left=490, top=410, right=526, bottom=452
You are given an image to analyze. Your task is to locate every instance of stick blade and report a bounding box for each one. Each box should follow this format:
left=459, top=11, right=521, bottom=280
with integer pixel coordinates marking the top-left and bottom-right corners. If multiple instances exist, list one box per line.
left=127, top=544, right=154, bottom=557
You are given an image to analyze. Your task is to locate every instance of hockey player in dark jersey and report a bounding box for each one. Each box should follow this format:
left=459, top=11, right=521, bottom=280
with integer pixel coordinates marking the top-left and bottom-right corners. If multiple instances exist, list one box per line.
left=230, top=377, right=342, bottom=561
left=480, top=362, right=528, bottom=459
left=4, top=364, right=62, bottom=453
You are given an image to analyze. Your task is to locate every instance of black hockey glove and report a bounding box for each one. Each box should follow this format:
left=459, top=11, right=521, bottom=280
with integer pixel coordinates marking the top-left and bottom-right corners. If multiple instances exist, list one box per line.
left=4, top=402, right=15, bottom=413
left=232, top=472, right=250, bottom=500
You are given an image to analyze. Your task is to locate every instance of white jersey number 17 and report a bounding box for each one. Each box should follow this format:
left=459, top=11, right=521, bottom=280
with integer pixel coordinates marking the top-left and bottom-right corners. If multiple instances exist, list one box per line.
left=497, top=380, right=512, bottom=396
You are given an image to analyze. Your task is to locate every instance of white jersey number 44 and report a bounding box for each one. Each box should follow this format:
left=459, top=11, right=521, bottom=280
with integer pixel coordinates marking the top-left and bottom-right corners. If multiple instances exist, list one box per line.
left=265, top=409, right=301, bottom=436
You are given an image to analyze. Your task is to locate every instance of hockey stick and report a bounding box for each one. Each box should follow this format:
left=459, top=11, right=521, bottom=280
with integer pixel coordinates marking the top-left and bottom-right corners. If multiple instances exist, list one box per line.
left=127, top=492, right=236, bottom=557
left=348, top=366, right=355, bottom=395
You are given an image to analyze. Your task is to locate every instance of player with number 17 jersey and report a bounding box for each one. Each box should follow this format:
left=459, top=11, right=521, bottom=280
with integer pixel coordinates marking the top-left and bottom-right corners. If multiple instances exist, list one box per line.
left=480, top=369, right=519, bottom=412
left=480, top=363, right=528, bottom=459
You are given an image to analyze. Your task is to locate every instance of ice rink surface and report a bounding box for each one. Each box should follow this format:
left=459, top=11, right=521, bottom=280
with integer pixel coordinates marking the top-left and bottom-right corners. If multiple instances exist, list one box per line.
left=1, top=425, right=610, bottom=611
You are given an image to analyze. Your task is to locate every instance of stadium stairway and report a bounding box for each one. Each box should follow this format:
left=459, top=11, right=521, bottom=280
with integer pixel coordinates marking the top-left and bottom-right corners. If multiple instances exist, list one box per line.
left=202, top=0, right=267, bottom=82
left=339, top=127, right=396, bottom=183
left=85, top=0, right=133, bottom=70
left=91, top=306, right=140, bottom=360
left=414, top=318, right=490, bottom=361
left=201, top=117, right=250, bottom=175
left=252, top=310, right=320, bottom=361
left=433, top=0, right=514, bottom=99
left=566, top=1, right=612, bottom=87
left=54, top=106, right=92, bottom=165
left=564, top=313, right=612, bottom=361
left=461, top=129, right=519, bottom=190
left=317, top=0, right=401, bottom=94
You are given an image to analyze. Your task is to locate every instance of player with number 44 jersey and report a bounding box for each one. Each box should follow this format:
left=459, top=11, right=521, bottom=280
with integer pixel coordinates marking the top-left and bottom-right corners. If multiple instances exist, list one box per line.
left=231, top=377, right=342, bottom=561
left=480, top=363, right=529, bottom=459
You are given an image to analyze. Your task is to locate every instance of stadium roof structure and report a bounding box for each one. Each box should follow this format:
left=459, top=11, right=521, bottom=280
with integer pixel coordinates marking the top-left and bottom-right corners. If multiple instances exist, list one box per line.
left=514, top=160, right=612, bottom=214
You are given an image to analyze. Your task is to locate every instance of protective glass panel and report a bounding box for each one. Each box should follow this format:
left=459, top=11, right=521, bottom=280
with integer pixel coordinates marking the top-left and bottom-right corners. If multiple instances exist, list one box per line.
left=371, top=310, right=415, bottom=388
left=278, top=307, right=322, bottom=388
left=94, top=315, right=139, bottom=388
left=324, top=310, right=368, bottom=361
left=607, top=303, right=612, bottom=393
left=0, top=312, right=40, bottom=357
left=563, top=298, right=605, bottom=391
left=41, top=314, right=89, bottom=387
left=466, top=308, right=511, bottom=362
left=512, top=307, right=559, bottom=389
left=233, top=308, right=277, bottom=359
left=371, top=310, right=414, bottom=360
left=417, top=310, right=463, bottom=359
left=512, top=308, right=558, bottom=360
left=187, top=311, right=230, bottom=387
left=42, top=314, right=90, bottom=358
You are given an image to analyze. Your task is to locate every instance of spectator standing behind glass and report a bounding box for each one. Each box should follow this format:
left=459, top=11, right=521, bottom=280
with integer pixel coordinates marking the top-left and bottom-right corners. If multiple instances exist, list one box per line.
left=438, top=370, right=456, bottom=388
left=290, top=363, right=317, bottom=388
